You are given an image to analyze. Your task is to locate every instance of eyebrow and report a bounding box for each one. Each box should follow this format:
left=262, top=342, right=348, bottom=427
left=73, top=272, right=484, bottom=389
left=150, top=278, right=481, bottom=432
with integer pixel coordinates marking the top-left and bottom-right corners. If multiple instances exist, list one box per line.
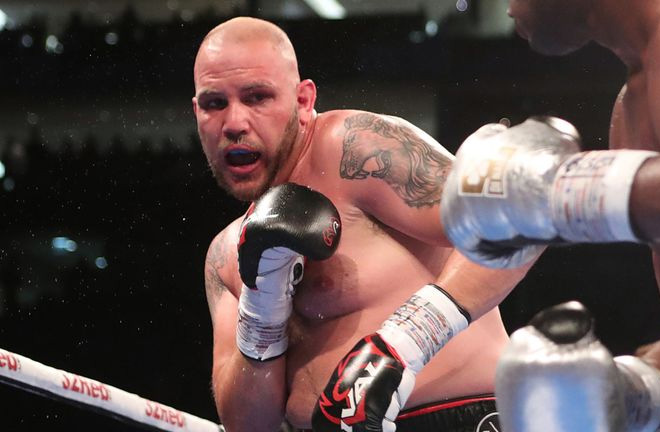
left=240, top=82, right=275, bottom=92
left=197, top=81, right=275, bottom=98
left=197, top=89, right=224, bottom=98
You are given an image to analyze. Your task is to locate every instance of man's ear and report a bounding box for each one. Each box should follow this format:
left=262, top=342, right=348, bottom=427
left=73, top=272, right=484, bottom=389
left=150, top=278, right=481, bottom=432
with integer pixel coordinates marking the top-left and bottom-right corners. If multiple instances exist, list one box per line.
left=192, top=96, right=199, bottom=116
left=296, top=79, right=317, bottom=125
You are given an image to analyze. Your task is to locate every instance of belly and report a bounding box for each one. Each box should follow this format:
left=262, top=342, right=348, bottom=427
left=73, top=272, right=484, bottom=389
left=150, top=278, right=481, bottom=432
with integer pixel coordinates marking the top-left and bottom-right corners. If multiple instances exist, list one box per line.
left=284, top=307, right=508, bottom=428
left=282, top=225, right=509, bottom=428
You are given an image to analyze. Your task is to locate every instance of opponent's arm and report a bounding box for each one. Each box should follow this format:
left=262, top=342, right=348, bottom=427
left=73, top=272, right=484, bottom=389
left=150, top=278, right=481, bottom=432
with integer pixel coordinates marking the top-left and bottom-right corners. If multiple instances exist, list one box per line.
left=630, top=156, right=660, bottom=243
left=441, top=116, right=660, bottom=269
left=205, top=230, right=287, bottom=432
left=636, top=42, right=660, bottom=245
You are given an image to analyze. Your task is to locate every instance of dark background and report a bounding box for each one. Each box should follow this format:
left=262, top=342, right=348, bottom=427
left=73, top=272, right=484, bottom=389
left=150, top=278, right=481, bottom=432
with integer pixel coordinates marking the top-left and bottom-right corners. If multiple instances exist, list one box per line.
left=1, top=2, right=659, bottom=431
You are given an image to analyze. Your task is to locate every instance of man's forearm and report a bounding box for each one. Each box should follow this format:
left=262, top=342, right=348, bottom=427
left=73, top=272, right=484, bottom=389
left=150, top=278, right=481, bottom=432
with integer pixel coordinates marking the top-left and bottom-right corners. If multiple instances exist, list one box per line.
left=434, top=250, right=532, bottom=319
left=631, top=156, right=660, bottom=243
left=213, top=352, right=287, bottom=432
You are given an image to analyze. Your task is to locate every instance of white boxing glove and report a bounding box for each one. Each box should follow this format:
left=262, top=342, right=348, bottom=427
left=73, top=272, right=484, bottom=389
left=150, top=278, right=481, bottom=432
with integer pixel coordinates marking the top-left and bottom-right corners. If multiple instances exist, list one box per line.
left=495, top=301, right=660, bottom=432
left=441, top=116, right=659, bottom=268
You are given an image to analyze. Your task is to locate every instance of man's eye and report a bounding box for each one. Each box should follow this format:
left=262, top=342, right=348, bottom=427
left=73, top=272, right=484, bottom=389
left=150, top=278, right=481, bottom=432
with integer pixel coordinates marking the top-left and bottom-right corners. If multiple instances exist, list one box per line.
left=203, top=99, right=227, bottom=110
left=245, top=93, right=270, bottom=104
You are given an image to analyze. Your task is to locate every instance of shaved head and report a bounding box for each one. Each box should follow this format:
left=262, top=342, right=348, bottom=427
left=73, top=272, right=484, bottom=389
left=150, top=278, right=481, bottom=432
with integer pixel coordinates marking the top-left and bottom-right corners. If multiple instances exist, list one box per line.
left=194, top=17, right=300, bottom=90
left=191, top=17, right=317, bottom=202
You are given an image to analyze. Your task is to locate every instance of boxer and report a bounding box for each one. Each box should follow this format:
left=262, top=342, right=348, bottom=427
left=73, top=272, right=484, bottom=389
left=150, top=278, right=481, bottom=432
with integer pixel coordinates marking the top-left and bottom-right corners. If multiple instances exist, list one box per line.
left=194, top=17, right=529, bottom=431
left=441, top=0, right=660, bottom=426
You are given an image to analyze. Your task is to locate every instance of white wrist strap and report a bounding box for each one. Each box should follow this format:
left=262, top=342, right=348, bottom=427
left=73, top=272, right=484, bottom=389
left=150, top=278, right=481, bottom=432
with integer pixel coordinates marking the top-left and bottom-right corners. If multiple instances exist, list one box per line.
left=378, top=284, right=469, bottom=373
left=235, top=248, right=302, bottom=361
left=236, top=282, right=293, bottom=361
left=236, top=305, right=289, bottom=361
left=551, top=150, right=658, bottom=242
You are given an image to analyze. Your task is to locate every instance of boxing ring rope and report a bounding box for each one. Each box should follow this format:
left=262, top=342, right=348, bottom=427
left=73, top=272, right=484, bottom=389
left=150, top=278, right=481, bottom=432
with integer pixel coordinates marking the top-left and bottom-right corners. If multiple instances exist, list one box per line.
left=0, top=347, right=224, bottom=432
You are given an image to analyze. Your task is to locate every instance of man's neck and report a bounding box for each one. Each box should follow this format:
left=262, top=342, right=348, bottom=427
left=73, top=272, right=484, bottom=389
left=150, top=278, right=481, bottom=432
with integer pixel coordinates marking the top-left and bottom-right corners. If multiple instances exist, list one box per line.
left=591, top=0, right=660, bottom=70
left=277, top=110, right=318, bottom=185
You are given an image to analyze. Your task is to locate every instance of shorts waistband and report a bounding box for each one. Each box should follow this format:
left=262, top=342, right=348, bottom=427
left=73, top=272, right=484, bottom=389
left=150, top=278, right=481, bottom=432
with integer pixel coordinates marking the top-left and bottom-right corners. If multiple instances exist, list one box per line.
left=396, top=394, right=498, bottom=432
left=297, top=394, right=498, bottom=432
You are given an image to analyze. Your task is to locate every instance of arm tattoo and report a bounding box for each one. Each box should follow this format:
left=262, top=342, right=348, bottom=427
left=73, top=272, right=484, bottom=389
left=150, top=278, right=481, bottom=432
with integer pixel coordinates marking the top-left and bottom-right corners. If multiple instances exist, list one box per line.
left=340, top=112, right=452, bottom=208
left=205, top=231, right=229, bottom=297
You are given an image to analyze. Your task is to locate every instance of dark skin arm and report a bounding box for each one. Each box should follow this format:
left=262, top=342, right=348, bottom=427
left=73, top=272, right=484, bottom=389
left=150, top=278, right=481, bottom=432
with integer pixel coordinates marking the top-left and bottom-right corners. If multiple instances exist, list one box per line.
left=630, top=156, right=660, bottom=243
left=630, top=158, right=660, bottom=369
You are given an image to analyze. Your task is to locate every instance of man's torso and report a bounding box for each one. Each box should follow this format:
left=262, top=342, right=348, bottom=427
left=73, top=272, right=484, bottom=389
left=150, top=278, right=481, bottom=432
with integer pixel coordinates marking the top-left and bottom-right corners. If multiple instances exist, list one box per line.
left=218, top=110, right=510, bottom=428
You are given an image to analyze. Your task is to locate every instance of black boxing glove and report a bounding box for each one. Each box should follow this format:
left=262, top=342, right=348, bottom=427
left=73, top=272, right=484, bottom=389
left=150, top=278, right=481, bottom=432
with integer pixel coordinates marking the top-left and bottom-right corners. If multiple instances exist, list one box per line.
left=236, top=183, right=341, bottom=361
left=313, top=284, right=471, bottom=431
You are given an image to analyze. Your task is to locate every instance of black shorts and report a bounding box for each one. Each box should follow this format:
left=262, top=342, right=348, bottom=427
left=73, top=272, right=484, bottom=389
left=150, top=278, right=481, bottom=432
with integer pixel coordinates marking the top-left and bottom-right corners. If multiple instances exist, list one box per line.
left=395, top=394, right=499, bottom=432
left=295, top=394, right=498, bottom=432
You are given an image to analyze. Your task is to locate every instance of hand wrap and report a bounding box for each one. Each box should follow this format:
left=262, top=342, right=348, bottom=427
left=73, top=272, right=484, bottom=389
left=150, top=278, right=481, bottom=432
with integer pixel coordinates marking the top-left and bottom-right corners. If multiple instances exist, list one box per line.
left=312, top=284, right=470, bottom=431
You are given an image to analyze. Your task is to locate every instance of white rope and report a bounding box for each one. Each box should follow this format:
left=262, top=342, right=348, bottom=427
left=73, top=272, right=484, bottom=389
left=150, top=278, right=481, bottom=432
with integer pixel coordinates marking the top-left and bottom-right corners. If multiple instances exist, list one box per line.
left=0, top=347, right=224, bottom=432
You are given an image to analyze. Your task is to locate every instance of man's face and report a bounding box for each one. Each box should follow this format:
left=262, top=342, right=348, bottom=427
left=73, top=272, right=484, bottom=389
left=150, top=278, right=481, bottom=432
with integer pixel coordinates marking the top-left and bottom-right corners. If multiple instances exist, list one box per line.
left=193, top=38, right=300, bottom=202
left=508, top=0, right=591, bottom=56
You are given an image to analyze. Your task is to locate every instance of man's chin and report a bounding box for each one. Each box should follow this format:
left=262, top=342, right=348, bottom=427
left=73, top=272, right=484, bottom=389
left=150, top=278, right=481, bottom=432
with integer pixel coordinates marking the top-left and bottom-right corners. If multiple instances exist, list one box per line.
left=222, top=179, right=270, bottom=202
left=529, top=35, right=585, bottom=57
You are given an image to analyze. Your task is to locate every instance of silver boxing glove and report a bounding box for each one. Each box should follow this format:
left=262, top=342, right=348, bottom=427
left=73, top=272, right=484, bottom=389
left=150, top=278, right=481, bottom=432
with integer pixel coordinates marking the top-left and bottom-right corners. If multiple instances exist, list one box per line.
left=441, top=116, right=659, bottom=269
left=440, top=116, right=581, bottom=269
left=495, top=301, right=660, bottom=432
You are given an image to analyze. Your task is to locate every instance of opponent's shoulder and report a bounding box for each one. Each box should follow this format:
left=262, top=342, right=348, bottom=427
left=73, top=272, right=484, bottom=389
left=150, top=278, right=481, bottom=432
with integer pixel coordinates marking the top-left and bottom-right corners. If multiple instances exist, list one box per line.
left=205, top=216, right=244, bottom=299
left=609, top=84, right=628, bottom=149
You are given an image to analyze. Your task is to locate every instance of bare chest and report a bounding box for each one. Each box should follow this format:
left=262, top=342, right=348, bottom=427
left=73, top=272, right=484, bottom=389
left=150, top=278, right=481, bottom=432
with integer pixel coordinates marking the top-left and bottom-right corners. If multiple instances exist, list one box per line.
left=290, top=209, right=450, bottom=322
left=294, top=221, right=440, bottom=321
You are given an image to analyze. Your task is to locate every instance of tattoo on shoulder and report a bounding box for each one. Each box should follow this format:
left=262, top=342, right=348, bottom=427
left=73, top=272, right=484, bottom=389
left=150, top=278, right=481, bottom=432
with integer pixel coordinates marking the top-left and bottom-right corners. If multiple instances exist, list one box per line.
left=340, top=112, right=452, bottom=208
left=205, top=230, right=230, bottom=294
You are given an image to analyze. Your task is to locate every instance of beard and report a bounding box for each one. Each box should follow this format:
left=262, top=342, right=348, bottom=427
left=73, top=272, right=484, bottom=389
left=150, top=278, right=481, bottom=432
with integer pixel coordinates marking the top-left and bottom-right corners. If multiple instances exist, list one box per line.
left=210, top=108, right=299, bottom=202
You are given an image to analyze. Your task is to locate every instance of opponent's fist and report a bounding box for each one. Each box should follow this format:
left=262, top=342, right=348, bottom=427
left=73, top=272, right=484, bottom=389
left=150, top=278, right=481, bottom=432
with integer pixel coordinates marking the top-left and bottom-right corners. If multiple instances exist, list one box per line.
left=496, top=301, right=660, bottom=432
left=441, top=116, right=659, bottom=269
left=440, top=116, right=581, bottom=268
left=237, top=183, right=341, bottom=361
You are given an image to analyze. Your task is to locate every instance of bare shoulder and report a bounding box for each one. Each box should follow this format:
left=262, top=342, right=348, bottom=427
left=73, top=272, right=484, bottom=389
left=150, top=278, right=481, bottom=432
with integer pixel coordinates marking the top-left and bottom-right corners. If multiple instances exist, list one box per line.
left=330, top=109, right=453, bottom=207
left=305, top=109, right=453, bottom=242
left=205, top=217, right=243, bottom=304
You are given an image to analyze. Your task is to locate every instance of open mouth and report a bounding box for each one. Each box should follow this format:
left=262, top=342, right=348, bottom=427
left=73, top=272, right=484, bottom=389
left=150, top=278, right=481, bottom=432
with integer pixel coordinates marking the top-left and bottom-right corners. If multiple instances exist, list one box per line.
left=225, top=149, right=261, bottom=167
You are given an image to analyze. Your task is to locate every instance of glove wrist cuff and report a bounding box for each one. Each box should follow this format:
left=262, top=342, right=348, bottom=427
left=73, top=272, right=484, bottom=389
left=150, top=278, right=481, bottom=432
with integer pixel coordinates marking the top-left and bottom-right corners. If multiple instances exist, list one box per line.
left=379, top=284, right=469, bottom=372
left=551, top=150, right=659, bottom=242
left=236, top=307, right=288, bottom=361
left=614, top=355, right=660, bottom=430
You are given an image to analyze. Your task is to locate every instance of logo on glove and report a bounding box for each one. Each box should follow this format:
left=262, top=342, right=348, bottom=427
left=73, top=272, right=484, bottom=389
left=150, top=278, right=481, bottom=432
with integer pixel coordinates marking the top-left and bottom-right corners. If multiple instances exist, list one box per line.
left=460, top=147, right=515, bottom=198
left=323, top=217, right=341, bottom=247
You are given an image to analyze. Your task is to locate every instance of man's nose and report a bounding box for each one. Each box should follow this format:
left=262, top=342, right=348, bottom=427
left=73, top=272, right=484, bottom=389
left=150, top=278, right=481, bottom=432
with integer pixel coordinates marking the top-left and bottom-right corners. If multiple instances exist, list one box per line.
left=222, top=103, right=249, bottom=141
